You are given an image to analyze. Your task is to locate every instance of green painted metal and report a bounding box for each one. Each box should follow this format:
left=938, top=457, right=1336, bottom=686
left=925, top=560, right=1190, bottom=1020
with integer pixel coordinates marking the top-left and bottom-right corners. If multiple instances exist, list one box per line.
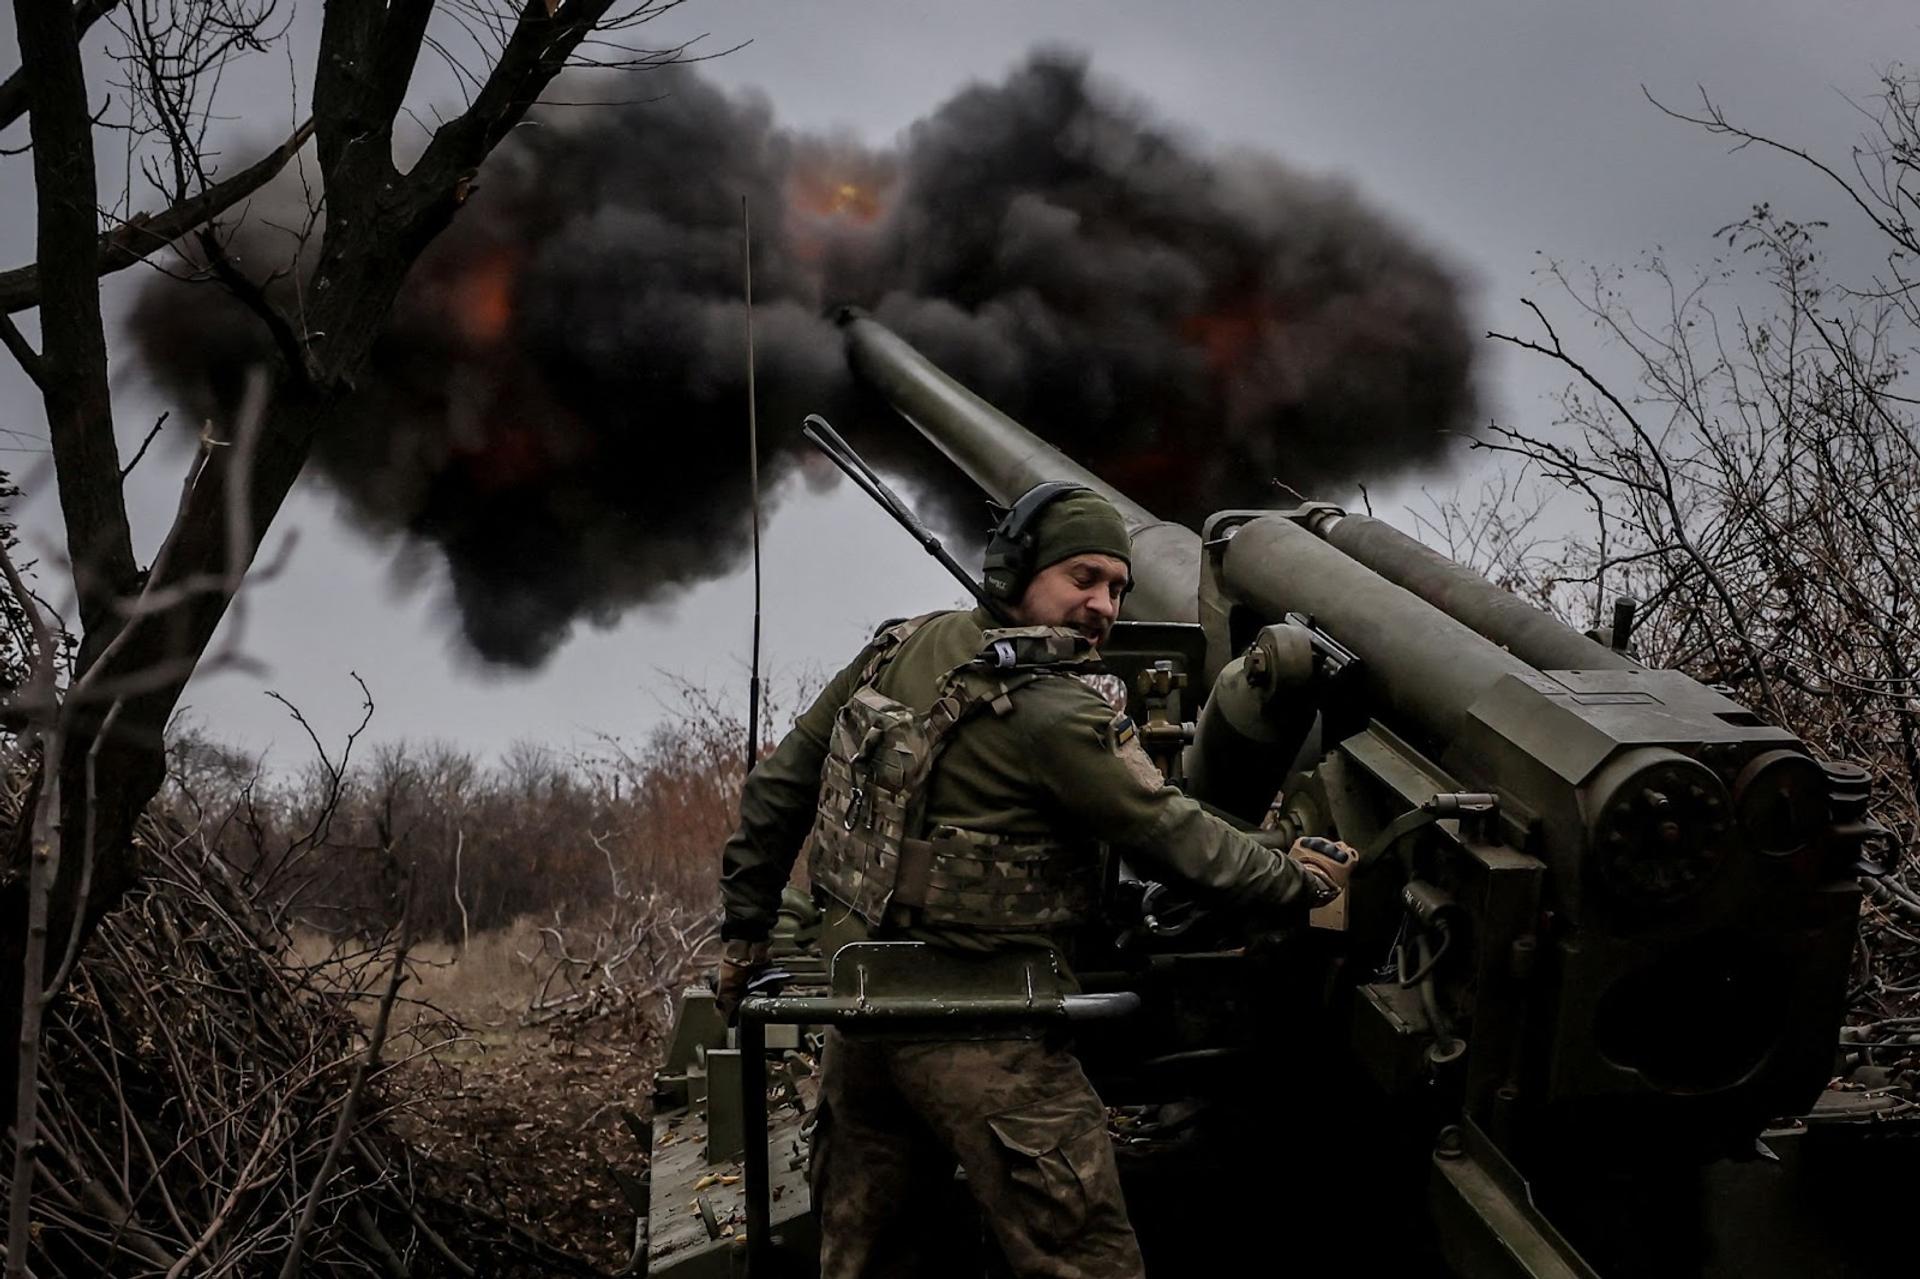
left=1430, top=1121, right=1603, bottom=1279
left=1314, top=510, right=1637, bottom=675
left=704, top=1049, right=744, bottom=1163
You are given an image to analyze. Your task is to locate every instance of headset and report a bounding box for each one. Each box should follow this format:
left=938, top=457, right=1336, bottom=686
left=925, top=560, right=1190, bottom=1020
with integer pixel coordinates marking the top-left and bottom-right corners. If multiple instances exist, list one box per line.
left=980, top=480, right=1094, bottom=603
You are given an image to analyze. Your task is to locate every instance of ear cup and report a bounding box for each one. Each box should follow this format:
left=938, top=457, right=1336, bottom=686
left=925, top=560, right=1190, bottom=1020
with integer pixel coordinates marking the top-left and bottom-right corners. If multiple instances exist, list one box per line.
left=981, top=481, right=1091, bottom=602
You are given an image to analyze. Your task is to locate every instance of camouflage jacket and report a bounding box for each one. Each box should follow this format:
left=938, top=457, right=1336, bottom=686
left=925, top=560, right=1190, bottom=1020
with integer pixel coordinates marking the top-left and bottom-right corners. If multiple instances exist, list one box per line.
left=718, top=607, right=1314, bottom=955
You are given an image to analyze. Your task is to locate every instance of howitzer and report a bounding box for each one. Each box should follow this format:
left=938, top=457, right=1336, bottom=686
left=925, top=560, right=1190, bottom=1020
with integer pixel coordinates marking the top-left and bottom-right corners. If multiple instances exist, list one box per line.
left=843, top=311, right=1887, bottom=1272
left=641, top=315, right=1904, bottom=1278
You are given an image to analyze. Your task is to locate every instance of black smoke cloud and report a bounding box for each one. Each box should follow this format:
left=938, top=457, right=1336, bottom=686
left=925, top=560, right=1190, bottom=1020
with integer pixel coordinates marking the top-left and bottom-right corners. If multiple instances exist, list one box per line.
left=131, top=52, right=1479, bottom=666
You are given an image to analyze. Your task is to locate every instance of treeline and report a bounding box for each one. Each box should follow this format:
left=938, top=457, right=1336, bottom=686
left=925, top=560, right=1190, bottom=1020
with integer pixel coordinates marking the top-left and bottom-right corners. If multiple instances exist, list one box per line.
left=165, top=684, right=771, bottom=942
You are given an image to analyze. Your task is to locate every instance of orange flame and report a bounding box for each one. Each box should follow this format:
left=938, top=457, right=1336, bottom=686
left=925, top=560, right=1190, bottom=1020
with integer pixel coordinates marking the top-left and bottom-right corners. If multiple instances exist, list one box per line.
left=793, top=174, right=884, bottom=222
left=449, top=250, right=519, bottom=346
left=1181, top=294, right=1276, bottom=374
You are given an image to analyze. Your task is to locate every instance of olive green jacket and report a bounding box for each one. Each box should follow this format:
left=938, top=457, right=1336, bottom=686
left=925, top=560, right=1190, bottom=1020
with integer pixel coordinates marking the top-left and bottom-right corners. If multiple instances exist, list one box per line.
left=718, top=608, right=1313, bottom=951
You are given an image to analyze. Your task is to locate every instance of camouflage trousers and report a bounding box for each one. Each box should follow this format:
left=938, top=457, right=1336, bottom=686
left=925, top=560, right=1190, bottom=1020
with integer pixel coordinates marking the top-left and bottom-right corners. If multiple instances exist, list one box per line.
left=813, top=1029, right=1144, bottom=1279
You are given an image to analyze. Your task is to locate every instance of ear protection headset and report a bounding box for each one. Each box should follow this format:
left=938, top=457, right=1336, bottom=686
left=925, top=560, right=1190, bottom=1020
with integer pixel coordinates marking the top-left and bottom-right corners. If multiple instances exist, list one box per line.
left=980, top=480, right=1093, bottom=603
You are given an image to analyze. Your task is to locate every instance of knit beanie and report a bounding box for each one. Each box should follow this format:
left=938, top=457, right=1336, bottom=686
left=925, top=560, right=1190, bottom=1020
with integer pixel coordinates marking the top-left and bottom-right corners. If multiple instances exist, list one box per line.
left=1029, top=490, right=1133, bottom=573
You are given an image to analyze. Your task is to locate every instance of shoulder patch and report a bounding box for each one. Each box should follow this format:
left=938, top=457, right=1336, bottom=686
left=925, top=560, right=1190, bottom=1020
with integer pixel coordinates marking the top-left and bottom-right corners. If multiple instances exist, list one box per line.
left=1110, top=720, right=1169, bottom=792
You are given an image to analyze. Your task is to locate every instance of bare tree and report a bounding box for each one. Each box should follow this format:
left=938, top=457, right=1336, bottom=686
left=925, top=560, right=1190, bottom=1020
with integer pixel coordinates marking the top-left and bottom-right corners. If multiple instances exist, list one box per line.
left=1461, top=67, right=1920, bottom=1071
left=0, top=0, right=701, bottom=1131
left=1480, top=230, right=1917, bottom=839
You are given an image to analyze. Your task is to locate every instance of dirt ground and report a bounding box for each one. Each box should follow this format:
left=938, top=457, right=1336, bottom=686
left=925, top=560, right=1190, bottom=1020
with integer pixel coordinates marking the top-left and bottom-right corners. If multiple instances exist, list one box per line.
left=377, top=925, right=678, bottom=1274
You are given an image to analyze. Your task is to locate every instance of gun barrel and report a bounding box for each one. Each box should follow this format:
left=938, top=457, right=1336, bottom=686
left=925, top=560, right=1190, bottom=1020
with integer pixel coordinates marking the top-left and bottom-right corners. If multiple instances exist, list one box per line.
left=1309, top=510, right=1636, bottom=673
left=842, top=311, right=1202, bottom=622
left=841, top=311, right=1544, bottom=743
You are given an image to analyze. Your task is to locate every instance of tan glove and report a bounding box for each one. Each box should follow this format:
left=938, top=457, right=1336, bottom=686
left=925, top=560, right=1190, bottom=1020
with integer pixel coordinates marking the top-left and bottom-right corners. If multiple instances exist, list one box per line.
left=713, top=939, right=770, bottom=1024
left=1289, top=835, right=1359, bottom=905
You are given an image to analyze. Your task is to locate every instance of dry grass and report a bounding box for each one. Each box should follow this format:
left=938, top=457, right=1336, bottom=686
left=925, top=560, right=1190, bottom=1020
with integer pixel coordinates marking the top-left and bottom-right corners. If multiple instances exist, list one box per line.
left=291, top=918, right=551, bottom=1032
left=406, top=921, right=552, bottom=1021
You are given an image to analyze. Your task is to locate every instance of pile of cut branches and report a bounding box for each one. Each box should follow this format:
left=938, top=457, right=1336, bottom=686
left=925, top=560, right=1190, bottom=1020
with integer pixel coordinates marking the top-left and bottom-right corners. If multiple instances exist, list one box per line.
left=522, top=849, right=719, bottom=1046
left=0, top=762, right=481, bottom=1277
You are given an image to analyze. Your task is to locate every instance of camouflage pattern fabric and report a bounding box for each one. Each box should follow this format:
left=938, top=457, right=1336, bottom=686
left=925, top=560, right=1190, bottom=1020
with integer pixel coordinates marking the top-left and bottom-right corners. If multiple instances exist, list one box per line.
left=1076, top=671, right=1130, bottom=713
left=902, top=824, right=1101, bottom=930
left=808, top=623, right=1110, bottom=932
left=814, top=1028, right=1143, bottom=1279
left=720, top=607, right=1314, bottom=957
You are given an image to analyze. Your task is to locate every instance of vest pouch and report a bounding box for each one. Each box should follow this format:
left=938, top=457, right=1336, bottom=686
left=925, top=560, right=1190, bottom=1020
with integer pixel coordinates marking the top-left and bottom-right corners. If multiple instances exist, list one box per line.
left=808, top=686, right=939, bottom=927
left=806, top=618, right=1109, bottom=934
left=895, top=826, right=1102, bottom=930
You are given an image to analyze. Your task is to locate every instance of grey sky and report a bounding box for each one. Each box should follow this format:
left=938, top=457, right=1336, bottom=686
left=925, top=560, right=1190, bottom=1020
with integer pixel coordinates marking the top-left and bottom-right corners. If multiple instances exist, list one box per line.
left=1, top=1, right=1914, bottom=768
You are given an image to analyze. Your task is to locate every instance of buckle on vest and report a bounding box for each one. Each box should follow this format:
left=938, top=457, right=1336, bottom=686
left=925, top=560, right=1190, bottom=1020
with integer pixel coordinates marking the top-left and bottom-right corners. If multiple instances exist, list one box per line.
left=844, top=785, right=866, bottom=830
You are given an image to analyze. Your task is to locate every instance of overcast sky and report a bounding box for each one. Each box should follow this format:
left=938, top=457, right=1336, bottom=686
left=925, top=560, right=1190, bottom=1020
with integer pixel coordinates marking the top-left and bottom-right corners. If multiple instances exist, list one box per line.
left=1, top=1, right=1915, bottom=770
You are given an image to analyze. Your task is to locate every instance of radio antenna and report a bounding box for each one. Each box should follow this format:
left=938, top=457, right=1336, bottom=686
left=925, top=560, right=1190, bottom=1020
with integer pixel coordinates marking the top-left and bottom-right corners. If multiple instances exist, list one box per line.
left=743, top=196, right=763, bottom=774
left=801, top=413, right=1008, bottom=622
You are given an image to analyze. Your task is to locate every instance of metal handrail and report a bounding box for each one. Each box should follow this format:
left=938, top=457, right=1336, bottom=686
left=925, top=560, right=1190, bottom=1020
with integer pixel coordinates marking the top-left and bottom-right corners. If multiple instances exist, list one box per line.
left=733, top=989, right=1140, bottom=1275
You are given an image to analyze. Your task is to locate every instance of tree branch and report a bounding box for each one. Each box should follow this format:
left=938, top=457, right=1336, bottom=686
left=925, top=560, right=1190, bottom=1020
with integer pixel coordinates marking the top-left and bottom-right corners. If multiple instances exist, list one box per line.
left=368, top=2, right=440, bottom=130
left=11, top=0, right=138, bottom=646
left=0, top=312, right=44, bottom=389
left=118, top=411, right=168, bottom=481
left=1646, top=85, right=1920, bottom=256
left=0, top=534, right=61, bottom=1279
left=0, top=118, right=315, bottom=316
left=311, top=4, right=400, bottom=195
left=195, top=227, right=317, bottom=389
left=408, top=1, right=618, bottom=210
left=277, top=876, right=411, bottom=1279
left=1490, top=300, right=1783, bottom=715
left=0, top=0, right=120, bottom=135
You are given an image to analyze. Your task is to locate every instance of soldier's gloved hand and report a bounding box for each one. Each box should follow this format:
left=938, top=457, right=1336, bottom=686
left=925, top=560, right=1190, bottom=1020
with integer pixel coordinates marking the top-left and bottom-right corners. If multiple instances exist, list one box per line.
left=1288, top=836, right=1359, bottom=905
left=712, top=939, right=770, bottom=1024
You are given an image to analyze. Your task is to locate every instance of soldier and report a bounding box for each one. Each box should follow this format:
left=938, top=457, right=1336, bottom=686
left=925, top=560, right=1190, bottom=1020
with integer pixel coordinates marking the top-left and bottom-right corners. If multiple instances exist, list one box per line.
left=715, top=482, right=1354, bottom=1279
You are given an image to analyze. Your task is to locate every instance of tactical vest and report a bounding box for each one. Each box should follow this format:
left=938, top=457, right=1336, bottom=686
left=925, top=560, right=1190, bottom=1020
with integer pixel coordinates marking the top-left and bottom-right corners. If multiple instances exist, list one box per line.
left=806, top=618, right=1107, bottom=932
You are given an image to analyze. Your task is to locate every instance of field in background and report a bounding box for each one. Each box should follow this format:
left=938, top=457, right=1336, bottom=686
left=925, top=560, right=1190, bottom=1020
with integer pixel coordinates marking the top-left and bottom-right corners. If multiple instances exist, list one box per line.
left=151, top=681, right=798, bottom=1271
